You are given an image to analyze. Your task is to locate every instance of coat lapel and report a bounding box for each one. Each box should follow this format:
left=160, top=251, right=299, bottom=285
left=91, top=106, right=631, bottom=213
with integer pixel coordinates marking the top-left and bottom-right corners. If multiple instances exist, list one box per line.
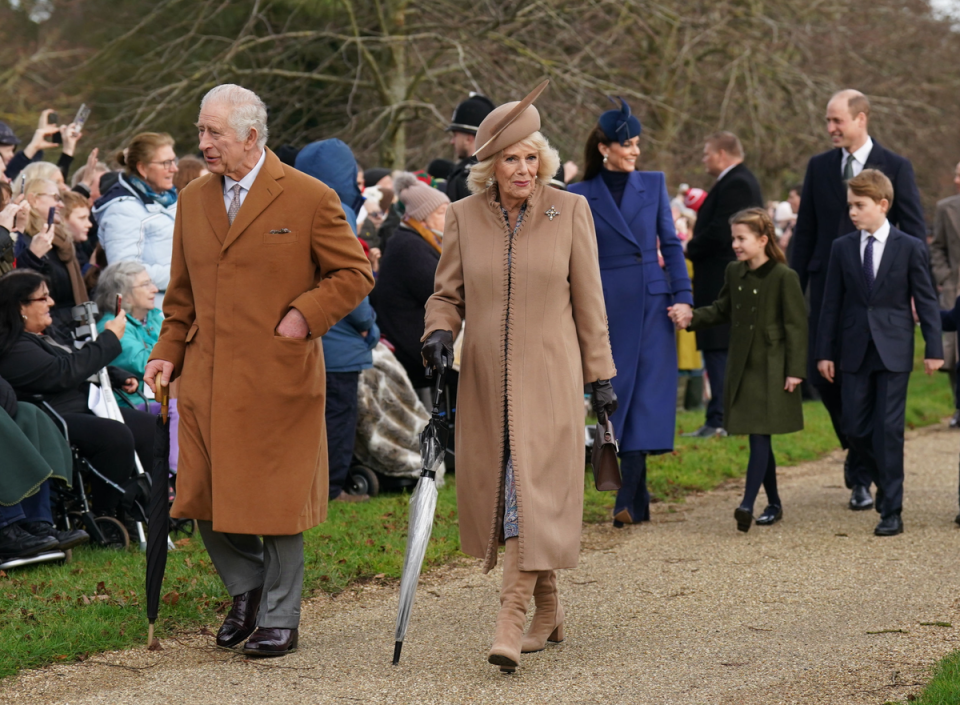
left=201, top=175, right=230, bottom=245
left=871, top=228, right=901, bottom=297
left=829, top=149, right=847, bottom=205
left=221, top=149, right=286, bottom=253
left=585, top=176, right=637, bottom=247
left=618, top=172, right=647, bottom=232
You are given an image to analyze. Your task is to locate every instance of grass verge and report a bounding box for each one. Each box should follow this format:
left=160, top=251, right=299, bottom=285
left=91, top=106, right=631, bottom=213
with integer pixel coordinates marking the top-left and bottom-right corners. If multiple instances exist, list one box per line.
left=0, top=342, right=953, bottom=680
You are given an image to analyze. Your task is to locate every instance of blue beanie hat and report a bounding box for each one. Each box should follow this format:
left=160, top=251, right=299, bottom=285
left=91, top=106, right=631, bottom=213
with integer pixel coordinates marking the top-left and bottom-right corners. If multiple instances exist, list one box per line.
left=597, top=97, right=642, bottom=145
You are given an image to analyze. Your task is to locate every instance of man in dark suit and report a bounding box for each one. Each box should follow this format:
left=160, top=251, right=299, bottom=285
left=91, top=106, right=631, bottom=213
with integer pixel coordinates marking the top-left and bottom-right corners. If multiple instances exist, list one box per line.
left=443, top=93, right=494, bottom=202
left=684, top=131, right=764, bottom=437
left=791, top=89, right=925, bottom=511
left=817, top=169, right=942, bottom=536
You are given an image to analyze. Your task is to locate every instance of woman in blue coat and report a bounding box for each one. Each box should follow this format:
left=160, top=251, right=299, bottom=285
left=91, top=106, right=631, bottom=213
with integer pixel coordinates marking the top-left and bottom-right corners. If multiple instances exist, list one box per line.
left=569, top=99, right=693, bottom=526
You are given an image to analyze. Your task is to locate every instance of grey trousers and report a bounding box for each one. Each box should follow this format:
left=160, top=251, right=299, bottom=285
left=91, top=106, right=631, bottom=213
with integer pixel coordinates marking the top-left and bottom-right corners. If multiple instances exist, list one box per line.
left=197, top=521, right=304, bottom=629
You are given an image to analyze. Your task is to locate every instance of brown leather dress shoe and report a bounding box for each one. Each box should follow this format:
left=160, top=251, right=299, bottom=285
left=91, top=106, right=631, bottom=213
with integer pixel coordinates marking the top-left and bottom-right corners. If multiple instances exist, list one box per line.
left=242, top=627, right=299, bottom=657
left=216, top=585, right=264, bottom=649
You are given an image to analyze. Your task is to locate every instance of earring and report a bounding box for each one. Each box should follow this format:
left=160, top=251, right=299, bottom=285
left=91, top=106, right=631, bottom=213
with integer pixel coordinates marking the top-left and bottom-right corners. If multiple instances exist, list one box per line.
left=602, top=155, right=608, bottom=164
left=21, top=314, right=27, bottom=323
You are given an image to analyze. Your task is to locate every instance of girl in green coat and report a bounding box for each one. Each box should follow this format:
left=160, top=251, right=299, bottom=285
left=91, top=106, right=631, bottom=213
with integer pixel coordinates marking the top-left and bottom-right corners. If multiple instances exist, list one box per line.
left=671, top=208, right=807, bottom=532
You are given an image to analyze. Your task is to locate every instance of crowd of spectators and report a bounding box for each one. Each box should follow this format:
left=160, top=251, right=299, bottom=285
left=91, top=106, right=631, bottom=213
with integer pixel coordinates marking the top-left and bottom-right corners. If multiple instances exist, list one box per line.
left=0, top=98, right=837, bottom=566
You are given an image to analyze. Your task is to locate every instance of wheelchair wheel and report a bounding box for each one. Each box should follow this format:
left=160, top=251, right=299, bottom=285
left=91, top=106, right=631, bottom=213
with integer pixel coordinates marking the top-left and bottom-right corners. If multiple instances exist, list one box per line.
left=347, top=465, right=380, bottom=497
left=93, top=516, right=130, bottom=550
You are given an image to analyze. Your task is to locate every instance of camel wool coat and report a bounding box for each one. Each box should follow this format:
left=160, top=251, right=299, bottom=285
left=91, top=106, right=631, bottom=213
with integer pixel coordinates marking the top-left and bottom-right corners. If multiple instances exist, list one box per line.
left=149, top=148, right=374, bottom=535
left=424, top=184, right=616, bottom=573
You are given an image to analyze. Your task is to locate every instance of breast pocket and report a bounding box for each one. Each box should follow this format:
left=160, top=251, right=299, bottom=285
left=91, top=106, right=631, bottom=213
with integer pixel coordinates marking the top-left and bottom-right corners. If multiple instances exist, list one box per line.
left=263, top=230, right=299, bottom=245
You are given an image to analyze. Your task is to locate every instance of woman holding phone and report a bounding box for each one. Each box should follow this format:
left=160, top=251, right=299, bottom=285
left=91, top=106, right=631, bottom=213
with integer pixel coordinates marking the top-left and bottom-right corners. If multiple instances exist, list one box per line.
left=13, top=178, right=89, bottom=333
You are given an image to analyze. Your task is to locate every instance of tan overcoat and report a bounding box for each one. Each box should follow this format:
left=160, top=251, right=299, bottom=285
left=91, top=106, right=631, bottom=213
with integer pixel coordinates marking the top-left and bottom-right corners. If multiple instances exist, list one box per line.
left=424, top=184, right=616, bottom=573
left=149, top=149, right=374, bottom=535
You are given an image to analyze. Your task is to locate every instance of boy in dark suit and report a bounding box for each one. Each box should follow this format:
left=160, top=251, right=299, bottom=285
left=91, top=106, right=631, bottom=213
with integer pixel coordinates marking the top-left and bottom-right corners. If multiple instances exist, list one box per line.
left=816, top=169, right=943, bottom=536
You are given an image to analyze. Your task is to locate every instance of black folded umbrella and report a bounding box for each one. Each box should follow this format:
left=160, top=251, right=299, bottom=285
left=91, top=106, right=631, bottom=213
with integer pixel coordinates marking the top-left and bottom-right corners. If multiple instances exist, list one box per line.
left=146, top=374, right=171, bottom=648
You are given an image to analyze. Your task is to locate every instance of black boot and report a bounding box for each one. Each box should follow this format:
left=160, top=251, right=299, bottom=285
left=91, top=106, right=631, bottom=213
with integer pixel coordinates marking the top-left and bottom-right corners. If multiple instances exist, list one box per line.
left=0, top=524, right=59, bottom=560
left=20, top=521, right=90, bottom=551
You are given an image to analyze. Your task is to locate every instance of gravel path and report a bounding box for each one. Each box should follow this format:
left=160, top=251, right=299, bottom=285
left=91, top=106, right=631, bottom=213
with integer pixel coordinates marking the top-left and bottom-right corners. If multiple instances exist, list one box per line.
left=6, top=425, right=960, bottom=704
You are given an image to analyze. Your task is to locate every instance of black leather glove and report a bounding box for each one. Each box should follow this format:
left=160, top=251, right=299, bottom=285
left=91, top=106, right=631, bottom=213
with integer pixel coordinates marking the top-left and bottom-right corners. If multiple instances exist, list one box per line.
left=591, top=379, right=618, bottom=422
left=0, top=375, right=18, bottom=418
left=421, top=330, right=454, bottom=379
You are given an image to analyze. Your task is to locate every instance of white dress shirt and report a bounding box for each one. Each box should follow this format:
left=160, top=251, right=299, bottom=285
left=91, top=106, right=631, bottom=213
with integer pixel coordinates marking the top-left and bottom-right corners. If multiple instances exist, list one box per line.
left=716, top=162, right=738, bottom=182
left=859, top=218, right=890, bottom=278
left=223, top=148, right=266, bottom=212
left=842, top=137, right=874, bottom=178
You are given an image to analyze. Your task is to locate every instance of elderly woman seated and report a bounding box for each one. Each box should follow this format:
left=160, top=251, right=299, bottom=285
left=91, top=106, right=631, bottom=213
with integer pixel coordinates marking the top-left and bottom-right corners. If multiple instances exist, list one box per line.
left=94, top=262, right=162, bottom=405
left=0, top=270, right=155, bottom=520
left=0, top=374, right=88, bottom=561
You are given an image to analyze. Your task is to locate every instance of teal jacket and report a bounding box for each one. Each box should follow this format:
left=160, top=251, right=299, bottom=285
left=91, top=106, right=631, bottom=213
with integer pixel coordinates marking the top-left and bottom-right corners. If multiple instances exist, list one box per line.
left=96, top=308, right=163, bottom=407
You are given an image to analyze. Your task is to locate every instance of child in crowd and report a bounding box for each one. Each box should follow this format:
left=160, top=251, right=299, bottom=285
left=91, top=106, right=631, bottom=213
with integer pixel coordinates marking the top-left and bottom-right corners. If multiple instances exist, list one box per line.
left=671, top=208, right=807, bottom=532
left=816, top=169, right=943, bottom=537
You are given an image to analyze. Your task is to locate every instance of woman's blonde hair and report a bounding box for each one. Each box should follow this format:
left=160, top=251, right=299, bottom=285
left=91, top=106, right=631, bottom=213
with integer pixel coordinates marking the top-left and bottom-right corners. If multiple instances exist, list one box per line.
left=23, top=178, right=66, bottom=239
left=18, top=161, right=62, bottom=194
left=466, top=131, right=561, bottom=196
left=729, top=207, right=786, bottom=264
left=115, top=132, right=175, bottom=179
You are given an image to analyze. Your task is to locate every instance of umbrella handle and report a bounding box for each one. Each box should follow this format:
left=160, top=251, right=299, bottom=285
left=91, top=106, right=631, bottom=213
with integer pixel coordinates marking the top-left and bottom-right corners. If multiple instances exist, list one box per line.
left=155, top=373, right=170, bottom=422
left=431, top=368, right=445, bottom=411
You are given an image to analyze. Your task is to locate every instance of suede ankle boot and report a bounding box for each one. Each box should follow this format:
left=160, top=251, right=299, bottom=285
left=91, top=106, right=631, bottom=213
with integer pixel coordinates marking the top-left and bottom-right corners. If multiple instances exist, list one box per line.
left=487, top=538, right=538, bottom=672
left=520, top=569, right=564, bottom=653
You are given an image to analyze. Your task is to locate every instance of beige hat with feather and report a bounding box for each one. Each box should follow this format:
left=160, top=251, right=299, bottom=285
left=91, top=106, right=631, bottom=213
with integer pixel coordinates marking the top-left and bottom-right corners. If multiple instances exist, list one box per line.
left=473, top=80, right=549, bottom=162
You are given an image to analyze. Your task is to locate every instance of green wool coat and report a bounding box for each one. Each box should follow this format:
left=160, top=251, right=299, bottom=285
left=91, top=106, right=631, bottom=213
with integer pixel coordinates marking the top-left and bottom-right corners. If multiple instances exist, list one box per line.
left=0, top=403, right=71, bottom=506
left=689, top=259, right=808, bottom=435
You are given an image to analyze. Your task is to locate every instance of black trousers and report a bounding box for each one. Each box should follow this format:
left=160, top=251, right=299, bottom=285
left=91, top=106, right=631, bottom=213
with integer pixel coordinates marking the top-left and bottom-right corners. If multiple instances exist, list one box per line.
left=810, top=364, right=872, bottom=489
left=702, top=349, right=727, bottom=429
left=841, top=342, right=910, bottom=519
left=325, top=371, right=360, bottom=499
left=61, top=409, right=155, bottom=513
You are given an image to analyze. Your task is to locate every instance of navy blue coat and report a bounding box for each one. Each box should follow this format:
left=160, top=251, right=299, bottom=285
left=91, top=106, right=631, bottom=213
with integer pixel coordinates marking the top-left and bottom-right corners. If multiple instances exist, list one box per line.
left=790, top=140, right=925, bottom=377
left=816, top=226, right=942, bottom=373
left=570, top=171, right=693, bottom=453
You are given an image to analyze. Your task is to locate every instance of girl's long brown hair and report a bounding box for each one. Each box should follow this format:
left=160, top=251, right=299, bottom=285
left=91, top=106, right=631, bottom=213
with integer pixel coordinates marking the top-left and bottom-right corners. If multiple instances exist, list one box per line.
left=729, top=207, right=786, bottom=264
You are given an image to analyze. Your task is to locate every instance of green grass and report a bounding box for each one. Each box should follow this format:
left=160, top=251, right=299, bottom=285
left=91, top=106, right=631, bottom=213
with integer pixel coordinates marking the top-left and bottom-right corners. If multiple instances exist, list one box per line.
left=903, top=650, right=960, bottom=704
left=0, top=336, right=954, bottom=680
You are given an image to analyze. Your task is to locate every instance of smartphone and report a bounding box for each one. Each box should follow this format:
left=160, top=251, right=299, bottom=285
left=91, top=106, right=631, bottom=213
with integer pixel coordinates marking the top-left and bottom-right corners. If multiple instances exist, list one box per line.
left=115, top=294, right=123, bottom=317
left=48, top=111, right=62, bottom=145
left=46, top=206, right=56, bottom=227
left=73, top=104, right=90, bottom=130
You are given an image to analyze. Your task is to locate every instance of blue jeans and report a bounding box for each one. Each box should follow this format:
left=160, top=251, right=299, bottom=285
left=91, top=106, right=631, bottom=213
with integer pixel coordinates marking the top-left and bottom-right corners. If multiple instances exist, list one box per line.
left=0, top=481, right=52, bottom=529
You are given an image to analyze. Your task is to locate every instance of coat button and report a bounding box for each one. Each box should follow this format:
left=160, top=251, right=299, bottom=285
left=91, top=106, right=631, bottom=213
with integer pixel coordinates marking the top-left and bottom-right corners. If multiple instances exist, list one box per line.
left=753, top=289, right=758, bottom=294
left=635, top=254, right=642, bottom=262
left=736, top=304, right=741, bottom=309
left=738, top=286, right=742, bottom=291
left=752, top=307, right=756, bottom=312
left=749, top=324, right=754, bottom=329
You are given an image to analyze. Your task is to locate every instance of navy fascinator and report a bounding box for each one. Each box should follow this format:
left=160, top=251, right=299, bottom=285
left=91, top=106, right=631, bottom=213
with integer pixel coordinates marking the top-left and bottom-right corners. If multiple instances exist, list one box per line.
left=598, top=97, right=642, bottom=145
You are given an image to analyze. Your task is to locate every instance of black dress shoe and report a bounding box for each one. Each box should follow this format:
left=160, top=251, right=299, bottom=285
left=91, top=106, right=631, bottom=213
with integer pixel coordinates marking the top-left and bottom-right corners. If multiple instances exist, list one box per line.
left=20, top=521, right=89, bottom=551
left=734, top=507, right=753, bottom=533
left=874, top=514, right=904, bottom=536
left=755, top=505, right=783, bottom=526
left=242, top=627, right=299, bottom=657
left=849, top=485, right=874, bottom=511
left=216, top=585, right=264, bottom=648
left=0, top=524, right=59, bottom=560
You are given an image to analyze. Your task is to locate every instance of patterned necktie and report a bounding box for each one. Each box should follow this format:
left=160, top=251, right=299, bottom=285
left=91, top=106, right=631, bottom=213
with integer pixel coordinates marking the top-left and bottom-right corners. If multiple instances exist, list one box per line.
left=863, top=235, right=876, bottom=293
left=227, top=183, right=242, bottom=225
left=843, top=154, right=855, bottom=181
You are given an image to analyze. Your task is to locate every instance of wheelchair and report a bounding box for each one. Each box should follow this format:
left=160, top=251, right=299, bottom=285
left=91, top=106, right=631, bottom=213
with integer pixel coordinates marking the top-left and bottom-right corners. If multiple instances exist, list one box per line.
left=21, top=398, right=149, bottom=551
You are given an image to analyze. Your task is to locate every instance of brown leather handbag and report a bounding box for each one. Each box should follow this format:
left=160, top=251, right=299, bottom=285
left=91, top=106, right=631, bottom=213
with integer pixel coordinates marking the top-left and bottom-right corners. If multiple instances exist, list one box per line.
left=591, top=413, right=621, bottom=491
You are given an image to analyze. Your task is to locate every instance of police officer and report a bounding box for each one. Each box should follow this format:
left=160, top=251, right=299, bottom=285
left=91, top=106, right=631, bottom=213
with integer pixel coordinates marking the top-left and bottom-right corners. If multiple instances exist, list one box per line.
left=444, top=93, right=495, bottom=202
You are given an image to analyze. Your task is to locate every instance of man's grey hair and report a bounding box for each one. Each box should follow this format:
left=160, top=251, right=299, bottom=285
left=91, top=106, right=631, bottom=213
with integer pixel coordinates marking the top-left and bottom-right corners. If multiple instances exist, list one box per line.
left=200, top=84, right=269, bottom=148
left=95, top=261, right=147, bottom=317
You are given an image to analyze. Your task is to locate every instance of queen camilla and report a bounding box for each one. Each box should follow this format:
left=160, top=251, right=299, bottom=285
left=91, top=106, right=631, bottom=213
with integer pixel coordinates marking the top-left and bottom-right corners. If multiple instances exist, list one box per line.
left=421, top=81, right=618, bottom=673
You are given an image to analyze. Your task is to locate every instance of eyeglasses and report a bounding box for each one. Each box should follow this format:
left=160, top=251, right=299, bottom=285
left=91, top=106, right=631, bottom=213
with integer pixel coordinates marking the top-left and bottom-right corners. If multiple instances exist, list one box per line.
left=132, top=280, right=155, bottom=289
left=148, top=159, right=179, bottom=170
left=38, top=192, right=63, bottom=202
left=24, top=293, right=53, bottom=303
